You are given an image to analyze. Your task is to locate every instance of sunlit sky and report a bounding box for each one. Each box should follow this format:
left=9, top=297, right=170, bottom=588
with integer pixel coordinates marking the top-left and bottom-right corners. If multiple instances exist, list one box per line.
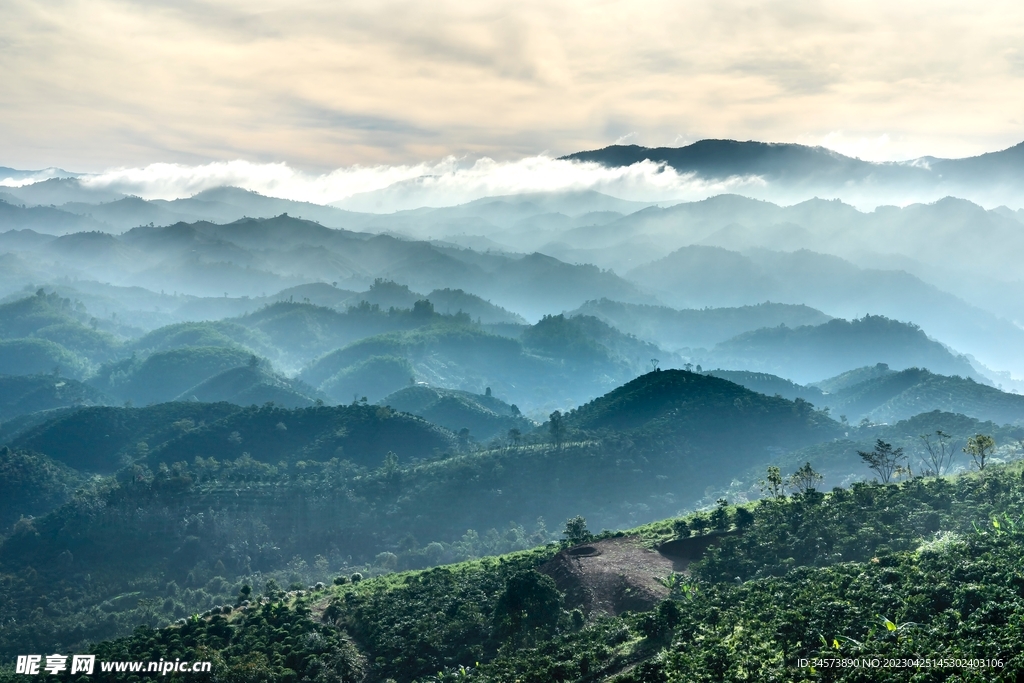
left=2, top=0, right=1024, bottom=172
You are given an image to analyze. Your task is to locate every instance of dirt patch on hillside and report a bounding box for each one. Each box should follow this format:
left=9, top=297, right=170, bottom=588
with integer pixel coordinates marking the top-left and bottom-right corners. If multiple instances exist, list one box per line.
left=539, top=537, right=689, bottom=617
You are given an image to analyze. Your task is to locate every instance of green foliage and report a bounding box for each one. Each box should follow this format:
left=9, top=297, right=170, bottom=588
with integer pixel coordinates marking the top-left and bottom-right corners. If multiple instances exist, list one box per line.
left=91, top=345, right=255, bottom=405
left=130, top=320, right=273, bottom=357
left=758, top=465, right=785, bottom=499
left=0, top=446, right=85, bottom=533
left=787, top=461, right=824, bottom=494
left=320, top=355, right=415, bottom=404
left=710, top=315, right=981, bottom=385
left=561, top=516, right=591, bottom=545
left=6, top=463, right=1024, bottom=682
left=379, top=385, right=534, bottom=443
left=0, top=374, right=112, bottom=423
left=858, top=438, right=908, bottom=483
left=817, top=365, right=1024, bottom=426
left=492, top=570, right=563, bottom=647
left=0, top=338, right=91, bottom=379
left=0, top=291, right=119, bottom=359
left=9, top=402, right=241, bottom=472
left=964, top=433, right=996, bottom=470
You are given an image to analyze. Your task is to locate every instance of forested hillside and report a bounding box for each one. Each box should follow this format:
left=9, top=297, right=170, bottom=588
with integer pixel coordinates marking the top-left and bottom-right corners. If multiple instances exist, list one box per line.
left=7, top=462, right=1022, bottom=682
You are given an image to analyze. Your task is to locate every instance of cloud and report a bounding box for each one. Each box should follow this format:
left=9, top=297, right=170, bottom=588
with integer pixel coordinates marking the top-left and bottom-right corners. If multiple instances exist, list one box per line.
left=1, top=1, right=1023, bottom=169
left=72, top=156, right=767, bottom=212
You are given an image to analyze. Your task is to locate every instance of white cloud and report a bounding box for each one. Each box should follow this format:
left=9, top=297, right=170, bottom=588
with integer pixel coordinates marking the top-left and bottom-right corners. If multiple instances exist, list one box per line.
left=817, top=131, right=895, bottom=161
left=72, top=155, right=768, bottom=212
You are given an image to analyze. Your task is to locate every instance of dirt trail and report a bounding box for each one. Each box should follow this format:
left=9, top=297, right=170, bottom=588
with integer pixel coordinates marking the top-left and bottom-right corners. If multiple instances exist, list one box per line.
left=539, top=536, right=690, bottom=616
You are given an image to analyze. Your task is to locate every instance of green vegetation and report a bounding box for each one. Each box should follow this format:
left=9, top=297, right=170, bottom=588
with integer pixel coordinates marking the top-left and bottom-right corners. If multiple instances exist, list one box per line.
left=570, top=298, right=832, bottom=351
left=704, top=368, right=824, bottom=402
left=8, top=465, right=1024, bottom=682
left=176, top=362, right=323, bottom=408
left=705, top=315, right=982, bottom=384
left=0, top=374, right=111, bottom=423
left=817, top=365, right=1024, bottom=426
left=321, top=355, right=415, bottom=404
left=381, top=385, right=534, bottom=443
left=0, top=446, right=86, bottom=533
left=89, top=346, right=255, bottom=405
left=130, top=320, right=275, bottom=358
left=8, top=402, right=242, bottom=472
left=0, top=338, right=91, bottom=379
left=426, top=288, right=527, bottom=325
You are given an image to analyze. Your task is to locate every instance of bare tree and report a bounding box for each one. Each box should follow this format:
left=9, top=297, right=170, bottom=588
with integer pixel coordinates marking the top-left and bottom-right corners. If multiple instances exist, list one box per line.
left=918, top=430, right=960, bottom=476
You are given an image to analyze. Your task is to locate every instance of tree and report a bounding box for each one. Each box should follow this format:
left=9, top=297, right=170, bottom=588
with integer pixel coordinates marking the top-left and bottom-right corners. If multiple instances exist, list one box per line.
left=758, top=466, right=785, bottom=499
left=549, top=410, right=565, bottom=448
left=492, top=570, right=563, bottom=646
left=380, top=451, right=401, bottom=492
left=918, top=430, right=959, bottom=476
left=858, top=439, right=907, bottom=483
left=733, top=507, right=755, bottom=530
left=506, top=428, right=522, bottom=450
left=562, top=515, right=591, bottom=545
left=690, top=513, right=710, bottom=535
left=964, top=434, right=996, bottom=471
left=787, top=462, right=824, bottom=494
left=710, top=499, right=730, bottom=530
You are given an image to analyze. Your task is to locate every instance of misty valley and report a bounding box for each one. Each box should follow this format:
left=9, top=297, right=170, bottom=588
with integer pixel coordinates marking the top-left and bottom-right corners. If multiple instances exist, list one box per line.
left=2, top=141, right=1024, bottom=681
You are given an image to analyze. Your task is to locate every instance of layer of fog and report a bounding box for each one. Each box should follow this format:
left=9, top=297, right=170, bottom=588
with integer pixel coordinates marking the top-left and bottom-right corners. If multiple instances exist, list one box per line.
left=6, top=153, right=1019, bottom=213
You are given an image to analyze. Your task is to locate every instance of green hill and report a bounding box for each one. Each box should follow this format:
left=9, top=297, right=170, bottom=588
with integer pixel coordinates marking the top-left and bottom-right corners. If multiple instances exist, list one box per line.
left=303, top=316, right=666, bottom=415
left=426, top=288, right=527, bottom=324
left=175, top=364, right=323, bottom=409
left=11, top=464, right=1024, bottom=682
left=130, top=321, right=275, bottom=357
left=704, top=315, right=981, bottom=384
left=381, top=385, right=534, bottom=442
left=811, top=361, right=894, bottom=393
left=0, top=446, right=86, bottom=535
left=0, top=290, right=87, bottom=339
left=7, top=402, right=242, bottom=472
left=144, top=402, right=457, bottom=469
left=703, top=369, right=825, bottom=403
left=569, top=298, right=832, bottom=351
left=320, top=355, right=415, bottom=404
left=234, top=300, right=449, bottom=369
left=0, top=374, right=112, bottom=423
left=0, top=338, right=91, bottom=379
left=300, top=324, right=542, bottom=405
left=816, top=366, right=1024, bottom=426
left=565, top=369, right=836, bottom=440
left=0, top=290, right=120, bottom=363
left=90, top=346, right=255, bottom=405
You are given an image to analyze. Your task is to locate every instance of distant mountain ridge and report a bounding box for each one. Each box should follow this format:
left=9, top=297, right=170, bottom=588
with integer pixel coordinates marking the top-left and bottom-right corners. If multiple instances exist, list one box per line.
left=561, top=139, right=1024, bottom=187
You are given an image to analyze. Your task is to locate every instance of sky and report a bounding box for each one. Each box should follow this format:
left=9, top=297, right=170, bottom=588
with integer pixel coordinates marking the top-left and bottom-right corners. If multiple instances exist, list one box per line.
left=1, top=0, right=1023, bottom=174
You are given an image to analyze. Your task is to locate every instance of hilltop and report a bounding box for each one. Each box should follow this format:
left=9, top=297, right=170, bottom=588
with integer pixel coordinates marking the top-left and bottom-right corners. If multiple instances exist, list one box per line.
left=703, top=315, right=981, bottom=384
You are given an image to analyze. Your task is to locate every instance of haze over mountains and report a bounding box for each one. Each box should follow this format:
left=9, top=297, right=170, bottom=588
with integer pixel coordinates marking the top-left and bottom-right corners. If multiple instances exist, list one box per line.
left=4, top=138, right=1024, bottom=676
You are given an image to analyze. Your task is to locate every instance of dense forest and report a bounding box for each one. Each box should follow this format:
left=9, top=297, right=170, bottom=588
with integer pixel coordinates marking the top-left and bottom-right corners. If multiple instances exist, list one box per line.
left=4, top=462, right=1022, bottom=682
